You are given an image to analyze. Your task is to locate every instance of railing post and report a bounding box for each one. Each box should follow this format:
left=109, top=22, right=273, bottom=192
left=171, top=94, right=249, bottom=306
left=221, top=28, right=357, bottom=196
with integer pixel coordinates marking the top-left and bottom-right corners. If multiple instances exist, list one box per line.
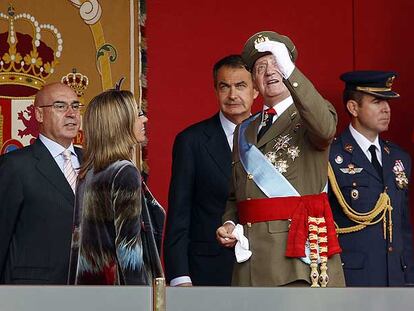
left=152, top=277, right=166, bottom=311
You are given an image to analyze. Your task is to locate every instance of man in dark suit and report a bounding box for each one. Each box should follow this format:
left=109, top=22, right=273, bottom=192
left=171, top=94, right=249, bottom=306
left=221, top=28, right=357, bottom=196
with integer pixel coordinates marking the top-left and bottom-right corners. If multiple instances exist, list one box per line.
left=328, top=71, right=414, bottom=286
left=0, top=82, right=82, bottom=284
left=164, top=55, right=258, bottom=286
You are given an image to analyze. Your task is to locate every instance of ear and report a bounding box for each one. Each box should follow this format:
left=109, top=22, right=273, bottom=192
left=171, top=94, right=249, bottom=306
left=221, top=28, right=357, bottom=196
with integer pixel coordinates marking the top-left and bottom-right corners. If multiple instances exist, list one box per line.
left=253, top=86, right=259, bottom=99
left=346, top=100, right=359, bottom=117
left=35, top=106, right=43, bottom=123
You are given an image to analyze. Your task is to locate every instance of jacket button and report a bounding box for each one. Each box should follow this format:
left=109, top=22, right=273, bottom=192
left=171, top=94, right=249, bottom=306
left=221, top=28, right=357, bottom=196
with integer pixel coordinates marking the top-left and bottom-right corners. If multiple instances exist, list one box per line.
left=292, top=82, right=299, bottom=88
left=388, top=246, right=393, bottom=252
left=247, top=174, right=253, bottom=180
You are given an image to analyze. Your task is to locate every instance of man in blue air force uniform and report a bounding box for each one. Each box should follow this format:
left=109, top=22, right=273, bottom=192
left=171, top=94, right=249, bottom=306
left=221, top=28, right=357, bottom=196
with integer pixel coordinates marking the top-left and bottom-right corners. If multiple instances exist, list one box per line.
left=328, top=71, right=414, bottom=286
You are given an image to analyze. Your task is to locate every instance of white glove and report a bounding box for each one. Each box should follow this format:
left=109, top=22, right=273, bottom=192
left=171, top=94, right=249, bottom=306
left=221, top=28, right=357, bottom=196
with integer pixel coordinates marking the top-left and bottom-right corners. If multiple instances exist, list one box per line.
left=255, top=40, right=295, bottom=79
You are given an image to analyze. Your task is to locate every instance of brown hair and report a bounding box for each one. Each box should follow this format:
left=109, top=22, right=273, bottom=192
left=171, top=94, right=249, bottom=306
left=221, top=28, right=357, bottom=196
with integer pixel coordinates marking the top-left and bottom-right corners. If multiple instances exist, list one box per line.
left=79, top=89, right=139, bottom=179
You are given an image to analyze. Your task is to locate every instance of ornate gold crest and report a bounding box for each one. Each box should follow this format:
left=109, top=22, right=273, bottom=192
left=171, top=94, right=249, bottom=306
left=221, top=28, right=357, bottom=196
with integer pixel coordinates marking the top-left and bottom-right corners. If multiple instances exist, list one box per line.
left=386, top=76, right=395, bottom=88
left=254, top=34, right=269, bottom=46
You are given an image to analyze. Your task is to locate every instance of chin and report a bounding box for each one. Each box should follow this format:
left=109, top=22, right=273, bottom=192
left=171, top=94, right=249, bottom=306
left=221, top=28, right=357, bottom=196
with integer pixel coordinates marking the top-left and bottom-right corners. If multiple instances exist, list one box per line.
left=138, top=137, right=148, bottom=146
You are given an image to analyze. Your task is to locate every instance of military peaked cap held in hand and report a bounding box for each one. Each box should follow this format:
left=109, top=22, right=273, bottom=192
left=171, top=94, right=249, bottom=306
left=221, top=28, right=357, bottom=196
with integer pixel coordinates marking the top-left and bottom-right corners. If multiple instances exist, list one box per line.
left=340, top=70, right=400, bottom=99
left=241, top=31, right=298, bottom=72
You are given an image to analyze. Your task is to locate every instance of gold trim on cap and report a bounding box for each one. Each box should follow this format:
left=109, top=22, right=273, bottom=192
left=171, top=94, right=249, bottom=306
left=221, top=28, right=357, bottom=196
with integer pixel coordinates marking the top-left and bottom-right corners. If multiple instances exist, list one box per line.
left=356, top=86, right=392, bottom=92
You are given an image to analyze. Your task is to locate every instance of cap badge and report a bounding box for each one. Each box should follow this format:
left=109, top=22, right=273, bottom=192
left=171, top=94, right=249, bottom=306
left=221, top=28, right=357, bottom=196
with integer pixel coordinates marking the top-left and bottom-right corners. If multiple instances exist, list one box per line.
left=340, top=163, right=363, bottom=175
left=393, top=160, right=408, bottom=189
left=334, top=155, right=343, bottom=164
left=254, top=35, right=270, bottom=46
left=386, top=76, right=395, bottom=88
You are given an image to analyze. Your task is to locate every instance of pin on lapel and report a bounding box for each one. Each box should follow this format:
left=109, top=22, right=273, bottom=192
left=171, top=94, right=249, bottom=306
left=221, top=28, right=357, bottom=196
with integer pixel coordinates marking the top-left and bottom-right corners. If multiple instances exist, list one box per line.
left=334, top=155, right=343, bottom=164
left=344, top=144, right=353, bottom=153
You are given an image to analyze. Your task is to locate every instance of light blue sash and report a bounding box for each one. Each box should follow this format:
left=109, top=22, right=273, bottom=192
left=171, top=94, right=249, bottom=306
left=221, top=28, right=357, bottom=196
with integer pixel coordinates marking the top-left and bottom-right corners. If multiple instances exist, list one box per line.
left=238, top=115, right=299, bottom=198
left=238, top=116, right=323, bottom=264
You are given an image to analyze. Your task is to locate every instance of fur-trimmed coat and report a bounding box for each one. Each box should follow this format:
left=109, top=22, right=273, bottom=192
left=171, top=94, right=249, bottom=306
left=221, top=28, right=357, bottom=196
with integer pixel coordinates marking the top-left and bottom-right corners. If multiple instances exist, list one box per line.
left=68, top=160, right=150, bottom=285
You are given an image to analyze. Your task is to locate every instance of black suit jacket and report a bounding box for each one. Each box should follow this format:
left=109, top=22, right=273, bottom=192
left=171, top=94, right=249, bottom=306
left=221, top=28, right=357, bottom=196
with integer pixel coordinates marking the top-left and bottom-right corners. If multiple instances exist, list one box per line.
left=164, top=113, right=235, bottom=285
left=0, top=139, right=82, bottom=284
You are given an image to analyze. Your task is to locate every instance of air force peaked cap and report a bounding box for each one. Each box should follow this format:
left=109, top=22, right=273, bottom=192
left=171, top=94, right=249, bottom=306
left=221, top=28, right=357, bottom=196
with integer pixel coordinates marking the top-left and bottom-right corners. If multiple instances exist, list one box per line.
left=340, top=70, right=400, bottom=99
left=242, top=31, right=298, bottom=72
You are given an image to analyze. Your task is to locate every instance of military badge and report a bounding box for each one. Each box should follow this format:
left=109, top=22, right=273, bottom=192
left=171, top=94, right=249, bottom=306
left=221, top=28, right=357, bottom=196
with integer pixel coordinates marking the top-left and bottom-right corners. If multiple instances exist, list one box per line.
left=340, top=163, right=363, bottom=175
left=273, top=134, right=292, bottom=152
left=287, top=146, right=300, bottom=161
left=265, top=151, right=289, bottom=173
left=275, top=159, right=288, bottom=173
left=393, top=160, right=408, bottom=189
left=345, top=144, right=353, bottom=153
left=334, top=155, right=343, bottom=164
left=260, top=112, right=270, bottom=127
left=384, top=146, right=390, bottom=155
left=350, top=189, right=359, bottom=200
left=265, top=151, right=277, bottom=164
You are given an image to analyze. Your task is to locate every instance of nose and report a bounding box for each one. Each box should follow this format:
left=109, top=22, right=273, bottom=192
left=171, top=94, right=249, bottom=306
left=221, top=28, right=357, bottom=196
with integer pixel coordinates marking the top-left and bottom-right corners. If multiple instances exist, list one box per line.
left=141, top=115, right=149, bottom=123
left=265, top=63, right=276, bottom=76
left=381, top=101, right=391, bottom=112
left=229, top=86, right=237, bottom=99
left=65, top=105, right=77, bottom=116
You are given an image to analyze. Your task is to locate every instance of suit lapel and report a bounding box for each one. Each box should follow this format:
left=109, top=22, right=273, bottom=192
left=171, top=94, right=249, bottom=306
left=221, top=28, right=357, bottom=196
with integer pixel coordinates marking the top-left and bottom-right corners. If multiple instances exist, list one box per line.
left=203, top=114, right=232, bottom=180
left=342, top=129, right=381, bottom=181
left=257, top=105, right=297, bottom=148
left=381, top=140, right=393, bottom=185
left=33, top=139, right=75, bottom=205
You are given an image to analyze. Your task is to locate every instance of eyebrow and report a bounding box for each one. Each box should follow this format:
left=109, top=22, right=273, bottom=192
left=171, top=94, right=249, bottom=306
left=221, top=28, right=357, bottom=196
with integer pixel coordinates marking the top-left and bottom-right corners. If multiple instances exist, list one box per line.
left=218, top=81, right=247, bottom=87
left=53, top=100, right=81, bottom=104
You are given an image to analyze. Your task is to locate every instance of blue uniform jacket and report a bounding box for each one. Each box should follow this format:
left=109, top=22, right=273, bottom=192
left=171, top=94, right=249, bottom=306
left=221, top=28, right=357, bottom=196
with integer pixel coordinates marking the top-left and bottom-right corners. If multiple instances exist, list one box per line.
left=329, top=127, right=414, bottom=286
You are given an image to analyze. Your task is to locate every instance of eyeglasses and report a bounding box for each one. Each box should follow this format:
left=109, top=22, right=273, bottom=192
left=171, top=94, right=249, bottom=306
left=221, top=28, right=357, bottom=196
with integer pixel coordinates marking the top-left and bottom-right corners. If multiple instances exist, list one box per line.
left=38, top=101, right=84, bottom=112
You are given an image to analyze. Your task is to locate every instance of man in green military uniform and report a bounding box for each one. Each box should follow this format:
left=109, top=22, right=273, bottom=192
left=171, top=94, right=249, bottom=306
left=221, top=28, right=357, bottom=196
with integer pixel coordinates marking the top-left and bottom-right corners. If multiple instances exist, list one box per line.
left=216, top=31, right=345, bottom=287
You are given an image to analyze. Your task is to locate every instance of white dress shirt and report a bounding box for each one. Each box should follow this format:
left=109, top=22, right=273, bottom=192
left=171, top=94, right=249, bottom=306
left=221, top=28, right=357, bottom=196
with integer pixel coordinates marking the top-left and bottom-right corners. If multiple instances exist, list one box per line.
left=39, top=134, right=80, bottom=172
left=349, top=124, right=382, bottom=164
left=258, top=96, right=294, bottom=132
left=219, top=111, right=237, bottom=151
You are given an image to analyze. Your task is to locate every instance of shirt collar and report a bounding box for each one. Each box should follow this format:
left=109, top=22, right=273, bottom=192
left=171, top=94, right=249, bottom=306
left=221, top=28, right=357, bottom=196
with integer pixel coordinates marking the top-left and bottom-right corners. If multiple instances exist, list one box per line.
left=39, top=134, right=77, bottom=158
left=263, top=96, right=294, bottom=116
left=349, top=124, right=380, bottom=153
left=219, top=111, right=237, bottom=144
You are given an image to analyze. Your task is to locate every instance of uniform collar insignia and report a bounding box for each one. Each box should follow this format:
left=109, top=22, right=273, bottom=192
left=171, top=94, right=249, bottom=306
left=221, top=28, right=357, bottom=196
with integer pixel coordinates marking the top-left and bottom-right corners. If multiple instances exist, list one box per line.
left=344, top=143, right=353, bottom=153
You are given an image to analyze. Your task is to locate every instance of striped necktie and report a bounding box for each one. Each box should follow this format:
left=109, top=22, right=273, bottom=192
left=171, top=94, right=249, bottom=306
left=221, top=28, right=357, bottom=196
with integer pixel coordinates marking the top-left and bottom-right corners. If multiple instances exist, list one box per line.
left=62, top=149, right=77, bottom=193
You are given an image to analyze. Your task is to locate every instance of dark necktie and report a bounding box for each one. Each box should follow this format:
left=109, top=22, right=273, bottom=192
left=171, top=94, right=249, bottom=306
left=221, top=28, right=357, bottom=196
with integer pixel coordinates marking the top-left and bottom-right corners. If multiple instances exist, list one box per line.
left=368, top=145, right=382, bottom=179
left=258, top=108, right=276, bottom=140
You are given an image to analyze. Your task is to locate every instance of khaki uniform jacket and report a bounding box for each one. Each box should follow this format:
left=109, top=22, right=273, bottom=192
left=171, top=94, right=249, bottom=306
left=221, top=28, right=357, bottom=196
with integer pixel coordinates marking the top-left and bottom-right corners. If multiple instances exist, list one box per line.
left=223, top=68, right=345, bottom=287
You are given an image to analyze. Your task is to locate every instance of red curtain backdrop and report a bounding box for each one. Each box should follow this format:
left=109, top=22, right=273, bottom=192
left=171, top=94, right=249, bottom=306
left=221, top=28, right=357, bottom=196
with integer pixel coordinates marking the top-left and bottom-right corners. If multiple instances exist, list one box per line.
left=146, top=0, right=414, bottom=228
